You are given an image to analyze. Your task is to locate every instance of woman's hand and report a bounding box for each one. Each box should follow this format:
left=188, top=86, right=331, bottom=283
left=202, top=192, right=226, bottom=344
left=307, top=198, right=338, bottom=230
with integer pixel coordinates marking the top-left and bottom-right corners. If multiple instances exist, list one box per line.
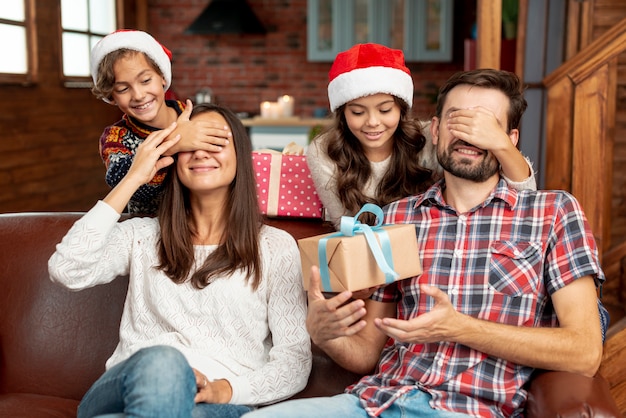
left=192, top=368, right=232, bottom=404
left=102, top=122, right=180, bottom=213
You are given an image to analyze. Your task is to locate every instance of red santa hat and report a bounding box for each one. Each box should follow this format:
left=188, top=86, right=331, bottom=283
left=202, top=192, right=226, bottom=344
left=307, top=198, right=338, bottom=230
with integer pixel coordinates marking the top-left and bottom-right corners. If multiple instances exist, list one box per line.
left=90, top=29, right=173, bottom=92
left=327, top=43, right=414, bottom=112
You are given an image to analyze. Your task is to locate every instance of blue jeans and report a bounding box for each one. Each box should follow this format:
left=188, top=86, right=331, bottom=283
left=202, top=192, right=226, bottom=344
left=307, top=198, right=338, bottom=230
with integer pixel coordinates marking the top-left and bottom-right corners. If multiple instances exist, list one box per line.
left=78, top=345, right=253, bottom=418
left=243, top=390, right=470, bottom=418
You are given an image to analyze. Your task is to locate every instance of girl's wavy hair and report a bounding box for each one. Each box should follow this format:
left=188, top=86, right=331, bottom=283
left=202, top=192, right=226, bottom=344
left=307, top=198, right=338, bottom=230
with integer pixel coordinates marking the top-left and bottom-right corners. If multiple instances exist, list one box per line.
left=321, top=97, right=433, bottom=222
left=156, top=103, right=263, bottom=289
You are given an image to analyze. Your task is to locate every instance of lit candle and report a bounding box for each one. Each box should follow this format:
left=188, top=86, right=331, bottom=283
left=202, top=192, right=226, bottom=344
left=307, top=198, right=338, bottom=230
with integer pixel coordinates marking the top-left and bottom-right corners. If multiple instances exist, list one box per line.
left=269, top=102, right=281, bottom=119
left=277, top=95, right=294, bottom=117
left=260, top=101, right=272, bottom=118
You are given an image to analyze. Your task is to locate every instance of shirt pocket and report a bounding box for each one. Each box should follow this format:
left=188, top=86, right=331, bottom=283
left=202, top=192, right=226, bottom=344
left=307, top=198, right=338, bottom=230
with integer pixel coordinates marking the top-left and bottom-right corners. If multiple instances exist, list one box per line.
left=488, top=241, right=543, bottom=297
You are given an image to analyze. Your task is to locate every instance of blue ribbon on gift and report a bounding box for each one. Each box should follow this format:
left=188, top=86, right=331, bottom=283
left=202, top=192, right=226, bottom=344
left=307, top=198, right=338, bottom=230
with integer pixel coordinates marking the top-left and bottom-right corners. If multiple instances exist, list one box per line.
left=317, top=203, right=399, bottom=291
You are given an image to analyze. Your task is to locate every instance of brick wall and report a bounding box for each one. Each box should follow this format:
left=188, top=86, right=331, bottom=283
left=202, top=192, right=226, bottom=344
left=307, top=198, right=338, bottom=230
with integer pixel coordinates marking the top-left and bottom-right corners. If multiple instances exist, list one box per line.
left=0, top=0, right=125, bottom=213
left=147, top=0, right=472, bottom=120
left=0, top=0, right=473, bottom=213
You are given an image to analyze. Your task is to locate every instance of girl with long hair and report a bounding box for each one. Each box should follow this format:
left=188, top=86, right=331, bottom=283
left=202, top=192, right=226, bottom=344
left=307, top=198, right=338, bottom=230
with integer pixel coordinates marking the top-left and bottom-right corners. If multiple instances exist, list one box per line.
left=308, top=43, right=536, bottom=228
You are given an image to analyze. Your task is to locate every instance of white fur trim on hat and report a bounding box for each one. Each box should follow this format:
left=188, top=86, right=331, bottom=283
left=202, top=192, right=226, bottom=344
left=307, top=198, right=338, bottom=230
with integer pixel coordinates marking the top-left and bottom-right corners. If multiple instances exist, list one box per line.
left=90, top=30, right=172, bottom=96
left=328, top=66, right=414, bottom=111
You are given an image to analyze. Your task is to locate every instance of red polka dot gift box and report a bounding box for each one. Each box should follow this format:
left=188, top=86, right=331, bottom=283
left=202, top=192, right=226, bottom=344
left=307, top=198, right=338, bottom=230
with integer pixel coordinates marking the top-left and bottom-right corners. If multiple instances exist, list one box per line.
left=252, top=147, right=324, bottom=219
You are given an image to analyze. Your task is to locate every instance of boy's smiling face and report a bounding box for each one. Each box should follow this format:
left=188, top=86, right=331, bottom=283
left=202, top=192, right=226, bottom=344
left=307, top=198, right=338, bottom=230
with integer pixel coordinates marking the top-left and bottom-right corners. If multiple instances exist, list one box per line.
left=110, top=51, right=168, bottom=127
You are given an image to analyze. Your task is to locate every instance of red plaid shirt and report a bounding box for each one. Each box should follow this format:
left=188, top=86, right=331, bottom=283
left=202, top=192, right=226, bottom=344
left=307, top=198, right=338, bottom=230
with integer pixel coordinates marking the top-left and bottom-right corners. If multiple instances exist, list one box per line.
left=347, top=179, right=604, bottom=417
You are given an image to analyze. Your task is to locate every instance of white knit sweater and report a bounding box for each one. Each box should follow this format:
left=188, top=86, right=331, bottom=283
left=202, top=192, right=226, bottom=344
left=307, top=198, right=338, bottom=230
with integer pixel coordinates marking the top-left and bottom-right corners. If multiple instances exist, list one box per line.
left=48, top=201, right=311, bottom=406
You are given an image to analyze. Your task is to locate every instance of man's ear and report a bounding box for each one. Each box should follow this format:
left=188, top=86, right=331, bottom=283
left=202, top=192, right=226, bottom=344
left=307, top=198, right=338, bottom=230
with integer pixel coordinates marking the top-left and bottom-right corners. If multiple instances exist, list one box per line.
left=430, top=117, right=440, bottom=145
left=509, top=128, right=520, bottom=147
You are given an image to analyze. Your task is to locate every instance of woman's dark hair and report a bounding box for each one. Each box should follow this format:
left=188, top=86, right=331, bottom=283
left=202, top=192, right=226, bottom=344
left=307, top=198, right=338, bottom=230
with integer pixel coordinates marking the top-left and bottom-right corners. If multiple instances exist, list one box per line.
left=322, top=96, right=433, bottom=219
left=435, top=68, right=528, bottom=132
left=157, top=103, right=263, bottom=289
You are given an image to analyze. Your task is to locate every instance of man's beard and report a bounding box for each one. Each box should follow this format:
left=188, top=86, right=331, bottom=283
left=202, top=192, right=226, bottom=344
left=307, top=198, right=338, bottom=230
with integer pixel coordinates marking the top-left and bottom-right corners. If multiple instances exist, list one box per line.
left=437, top=140, right=500, bottom=182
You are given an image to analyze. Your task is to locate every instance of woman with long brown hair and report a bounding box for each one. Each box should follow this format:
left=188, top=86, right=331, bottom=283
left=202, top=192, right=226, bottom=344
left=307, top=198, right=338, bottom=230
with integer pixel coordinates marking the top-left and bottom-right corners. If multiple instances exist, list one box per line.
left=49, top=104, right=311, bottom=418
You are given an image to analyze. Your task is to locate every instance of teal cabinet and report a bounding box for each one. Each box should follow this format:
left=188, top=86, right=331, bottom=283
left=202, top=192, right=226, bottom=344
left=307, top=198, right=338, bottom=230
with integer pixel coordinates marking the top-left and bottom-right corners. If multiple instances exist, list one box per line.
left=241, top=118, right=332, bottom=151
left=307, top=0, right=453, bottom=62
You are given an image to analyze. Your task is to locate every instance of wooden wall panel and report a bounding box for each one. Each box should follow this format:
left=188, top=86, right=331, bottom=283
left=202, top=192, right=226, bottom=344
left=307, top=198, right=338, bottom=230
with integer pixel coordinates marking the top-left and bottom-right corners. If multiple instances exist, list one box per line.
left=544, top=79, right=573, bottom=192
left=588, top=2, right=626, bottom=257
left=545, top=11, right=626, bottom=325
left=0, top=0, right=134, bottom=213
left=586, top=0, right=626, bottom=329
left=571, top=62, right=616, bottom=252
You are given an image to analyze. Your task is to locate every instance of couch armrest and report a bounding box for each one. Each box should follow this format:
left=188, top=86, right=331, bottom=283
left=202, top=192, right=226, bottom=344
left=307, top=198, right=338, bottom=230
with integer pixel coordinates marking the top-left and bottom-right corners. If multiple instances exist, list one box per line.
left=525, top=371, right=621, bottom=418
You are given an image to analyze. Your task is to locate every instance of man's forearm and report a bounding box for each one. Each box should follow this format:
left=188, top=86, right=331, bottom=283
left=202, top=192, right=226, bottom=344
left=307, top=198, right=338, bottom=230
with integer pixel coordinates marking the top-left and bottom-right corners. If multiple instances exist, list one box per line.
left=453, top=313, right=602, bottom=376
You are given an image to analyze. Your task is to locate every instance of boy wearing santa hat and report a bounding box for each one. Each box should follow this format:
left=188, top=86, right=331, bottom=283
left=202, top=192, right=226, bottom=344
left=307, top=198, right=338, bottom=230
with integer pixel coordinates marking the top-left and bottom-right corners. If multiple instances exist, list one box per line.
left=91, top=29, right=231, bottom=214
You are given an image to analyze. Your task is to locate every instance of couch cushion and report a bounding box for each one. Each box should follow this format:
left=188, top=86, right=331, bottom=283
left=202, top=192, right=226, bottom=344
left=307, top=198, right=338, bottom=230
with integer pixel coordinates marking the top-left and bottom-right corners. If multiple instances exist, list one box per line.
left=0, top=213, right=127, bottom=400
left=0, top=393, right=79, bottom=418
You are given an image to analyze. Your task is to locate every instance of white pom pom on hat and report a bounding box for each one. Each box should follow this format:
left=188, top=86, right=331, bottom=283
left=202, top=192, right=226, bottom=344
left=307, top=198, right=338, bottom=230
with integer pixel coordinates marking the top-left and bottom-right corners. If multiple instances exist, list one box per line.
left=90, top=29, right=173, bottom=96
left=327, top=43, right=414, bottom=112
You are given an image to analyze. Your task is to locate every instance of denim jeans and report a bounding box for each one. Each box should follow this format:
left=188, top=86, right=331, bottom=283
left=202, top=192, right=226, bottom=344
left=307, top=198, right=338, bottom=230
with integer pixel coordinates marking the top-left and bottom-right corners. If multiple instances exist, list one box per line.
left=78, top=345, right=253, bottom=418
left=243, top=390, right=470, bottom=418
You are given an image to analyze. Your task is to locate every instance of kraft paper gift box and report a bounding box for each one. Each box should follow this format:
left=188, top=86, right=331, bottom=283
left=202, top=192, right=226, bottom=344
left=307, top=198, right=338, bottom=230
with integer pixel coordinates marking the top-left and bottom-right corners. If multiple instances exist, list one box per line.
left=298, top=204, right=422, bottom=292
left=252, top=144, right=324, bottom=219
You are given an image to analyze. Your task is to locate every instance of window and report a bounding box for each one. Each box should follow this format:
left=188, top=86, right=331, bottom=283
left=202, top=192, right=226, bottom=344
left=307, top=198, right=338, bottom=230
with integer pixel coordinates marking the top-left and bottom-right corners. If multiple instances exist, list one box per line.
left=0, top=0, right=36, bottom=84
left=61, top=0, right=117, bottom=85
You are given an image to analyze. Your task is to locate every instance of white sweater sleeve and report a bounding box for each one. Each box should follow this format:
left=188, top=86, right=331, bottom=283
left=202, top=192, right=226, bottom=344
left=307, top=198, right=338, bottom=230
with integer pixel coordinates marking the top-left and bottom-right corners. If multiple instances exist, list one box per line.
left=228, top=227, right=312, bottom=405
left=306, top=137, right=348, bottom=229
left=48, top=200, right=132, bottom=290
left=501, top=157, right=537, bottom=191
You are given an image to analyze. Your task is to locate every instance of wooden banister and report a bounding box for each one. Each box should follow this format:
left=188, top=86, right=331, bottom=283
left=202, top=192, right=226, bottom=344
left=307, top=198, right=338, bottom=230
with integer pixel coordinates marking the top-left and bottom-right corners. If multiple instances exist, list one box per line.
left=476, top=0, right=502, bottom=69
left=543, top=17, right=626, bottom=254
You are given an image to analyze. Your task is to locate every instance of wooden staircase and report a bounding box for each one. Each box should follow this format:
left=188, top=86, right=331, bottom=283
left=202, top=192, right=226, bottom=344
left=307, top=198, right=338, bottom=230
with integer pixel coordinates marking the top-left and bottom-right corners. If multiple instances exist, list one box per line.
left=542, top=16, right=626, bottom=414
left=456, top=2, right=626, bottom=411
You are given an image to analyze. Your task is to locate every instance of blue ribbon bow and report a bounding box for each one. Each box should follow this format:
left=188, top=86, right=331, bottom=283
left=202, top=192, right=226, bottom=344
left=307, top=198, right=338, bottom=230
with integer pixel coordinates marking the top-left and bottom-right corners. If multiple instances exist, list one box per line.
left=318, top=203, right=399, bottom=291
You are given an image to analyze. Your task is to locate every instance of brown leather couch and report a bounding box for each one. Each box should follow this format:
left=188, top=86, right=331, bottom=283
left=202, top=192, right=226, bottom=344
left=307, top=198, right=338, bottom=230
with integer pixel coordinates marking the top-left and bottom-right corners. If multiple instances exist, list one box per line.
left=0, top=212, right=621, bottom=417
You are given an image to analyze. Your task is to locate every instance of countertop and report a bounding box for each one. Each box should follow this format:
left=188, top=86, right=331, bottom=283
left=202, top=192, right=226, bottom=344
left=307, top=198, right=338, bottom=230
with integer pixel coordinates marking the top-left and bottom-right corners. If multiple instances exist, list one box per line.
left=240, top=116, right=332, bottom=127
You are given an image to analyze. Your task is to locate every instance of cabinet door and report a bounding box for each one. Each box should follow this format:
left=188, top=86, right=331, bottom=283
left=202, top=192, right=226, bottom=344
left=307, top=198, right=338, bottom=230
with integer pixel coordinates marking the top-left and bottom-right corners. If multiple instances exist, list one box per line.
left=378, top=0, right=453, bottom=61
left=307, top=0, right=347, bottom=61
left=307, top=0, right=452, bottom=62
left=307, top=0, right=377, bottom=61
left=404, top=0, right=453, bottom=61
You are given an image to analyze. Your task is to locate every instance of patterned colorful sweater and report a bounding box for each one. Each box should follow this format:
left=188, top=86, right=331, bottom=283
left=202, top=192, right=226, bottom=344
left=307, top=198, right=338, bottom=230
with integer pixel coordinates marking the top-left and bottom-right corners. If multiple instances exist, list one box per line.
left=99, top=100, right=185, bottom=214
